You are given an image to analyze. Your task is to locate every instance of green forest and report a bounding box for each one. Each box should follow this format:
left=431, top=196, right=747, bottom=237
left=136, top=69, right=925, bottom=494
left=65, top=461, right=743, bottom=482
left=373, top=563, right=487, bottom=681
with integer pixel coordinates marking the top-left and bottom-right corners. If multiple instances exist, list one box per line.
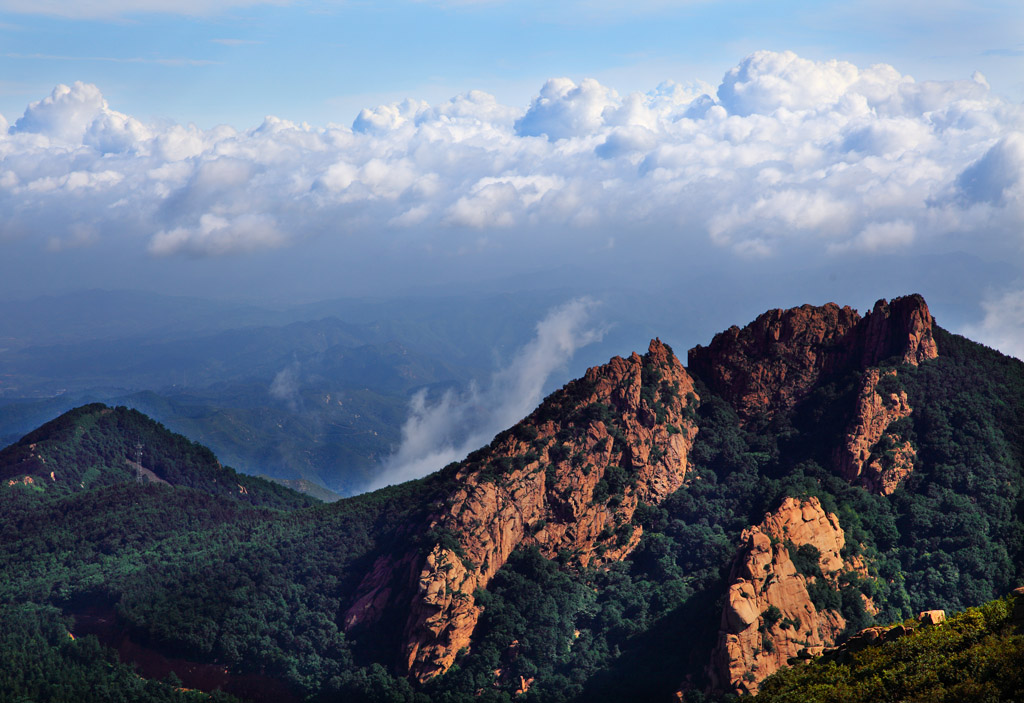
left=757, top=594, right=1024, bottom=702
left=1, top=325, right=1023, bottom=701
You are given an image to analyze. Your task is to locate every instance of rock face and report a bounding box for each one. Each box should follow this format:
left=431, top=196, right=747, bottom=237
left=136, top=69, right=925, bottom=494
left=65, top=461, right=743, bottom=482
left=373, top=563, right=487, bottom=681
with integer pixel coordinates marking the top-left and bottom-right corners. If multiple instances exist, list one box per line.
left=687, top=295, right=937, bottom=423
left=686, top=303, right=860, bottom=423
left=859, top=296, right=938, bottom=367
left=835, top=368, right=916, bottom=495
left=344, top=340, right=700, bottom=682
left=709, top=497, right=866, bottom=696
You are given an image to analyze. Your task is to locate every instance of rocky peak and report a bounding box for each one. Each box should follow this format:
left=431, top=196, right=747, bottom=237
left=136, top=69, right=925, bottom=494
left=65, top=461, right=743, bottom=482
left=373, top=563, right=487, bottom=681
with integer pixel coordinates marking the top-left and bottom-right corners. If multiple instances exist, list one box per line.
left=686, top=303, right=860, bottom=422
left=344, top=339, right=700, bottom=683
left=687, top=295, right=937, bottom=423
left=708, top=497, right=868, bottom=696
left=859, top=295, right=938, bottom=367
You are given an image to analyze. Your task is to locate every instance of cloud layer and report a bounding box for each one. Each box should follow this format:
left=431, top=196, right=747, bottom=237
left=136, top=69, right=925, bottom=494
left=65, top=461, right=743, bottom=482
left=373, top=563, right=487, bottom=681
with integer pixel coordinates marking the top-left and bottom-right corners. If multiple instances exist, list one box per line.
left=1, top=51, right=1023, bottom=261
left=371, top=298, right=604, bottom=489
left=962, top=288, right=1024, bottom=361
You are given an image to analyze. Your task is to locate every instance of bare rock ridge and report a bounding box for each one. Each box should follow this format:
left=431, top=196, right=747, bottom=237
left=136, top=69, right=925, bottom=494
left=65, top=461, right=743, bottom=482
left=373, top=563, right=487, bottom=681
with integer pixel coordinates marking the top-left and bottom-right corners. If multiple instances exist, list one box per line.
left=687, top=295, right=937, bottom=423
left=835, top=368, right=916, bottom=495
left=708, top=497, right=868, bottom=695
left=344, top=339, right=700, bottom=682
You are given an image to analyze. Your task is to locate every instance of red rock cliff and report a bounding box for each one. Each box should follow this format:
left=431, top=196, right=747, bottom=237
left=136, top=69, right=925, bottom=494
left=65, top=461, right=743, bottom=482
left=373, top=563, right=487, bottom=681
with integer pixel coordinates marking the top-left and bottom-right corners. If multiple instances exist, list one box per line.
left=344, top=339, right=700, bottom=682
left=859, top=295, right=938, bottom=367
left=835, top=368, right=916, bottom=495
left=708, top=497, right=868, bottom=696
left=687, top=294, right=937, bottom=423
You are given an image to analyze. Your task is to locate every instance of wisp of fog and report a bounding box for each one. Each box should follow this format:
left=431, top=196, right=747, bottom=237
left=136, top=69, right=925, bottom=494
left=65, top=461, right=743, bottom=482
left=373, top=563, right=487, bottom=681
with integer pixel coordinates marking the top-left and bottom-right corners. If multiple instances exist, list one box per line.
left=369, top=298, right=605, bottom=490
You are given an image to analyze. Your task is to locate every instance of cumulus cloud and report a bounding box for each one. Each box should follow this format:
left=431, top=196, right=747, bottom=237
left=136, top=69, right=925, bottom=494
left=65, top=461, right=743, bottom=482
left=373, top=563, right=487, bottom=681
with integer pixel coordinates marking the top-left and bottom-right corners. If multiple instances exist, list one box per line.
left=515, top=77, right=620, bottom=140
left=1, top=51, right=1023, bottom=259
left=370, top=298, right=604, bottom=489
left=962, top=289, right=1024, bottom=360
left=12, top=82, right=111, bottom=143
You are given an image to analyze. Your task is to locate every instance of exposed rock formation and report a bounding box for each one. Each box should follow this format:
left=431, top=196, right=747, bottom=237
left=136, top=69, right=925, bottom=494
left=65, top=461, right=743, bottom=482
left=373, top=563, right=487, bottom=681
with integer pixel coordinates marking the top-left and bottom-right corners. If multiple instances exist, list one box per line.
left=687, top=294, right=937, bottom=423
left=836, top=368, right=916, bottom=495
left=709, top=497, right=868, bottom=696
left=918, top=610, right=946, bottom=626
left=687, top=303, right=860, bottom=422
left=820, top=622, right=916, bottom=665
left=860, top=296, right=938, bottom=367
left=344, top=340, right=700, bottom=682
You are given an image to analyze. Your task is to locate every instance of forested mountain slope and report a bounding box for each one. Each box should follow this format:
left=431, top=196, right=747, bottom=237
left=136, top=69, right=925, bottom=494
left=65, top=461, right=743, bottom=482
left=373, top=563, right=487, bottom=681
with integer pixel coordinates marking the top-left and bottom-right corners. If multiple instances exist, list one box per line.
left=2, top=294, right=1023, bottom=702
left=756, top=591, right=1024, bottom=702
left=0, top=403, right=315, bottom=509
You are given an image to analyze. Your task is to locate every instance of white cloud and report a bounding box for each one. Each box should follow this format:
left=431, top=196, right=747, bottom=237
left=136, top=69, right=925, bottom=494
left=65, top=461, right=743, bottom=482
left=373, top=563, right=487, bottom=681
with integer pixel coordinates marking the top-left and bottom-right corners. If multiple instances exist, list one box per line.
left=826, top=219, right=916, bottom=254
left=955, top=132, right=1024, bottom=205
left=515, top=77, right=620, bottom=140
left=11, top=82, right=109, bottom=143
left=962, top=289, right=1024, bottom=360
left=148, top=212, right=283, bottom=256
left=1, top=51, right=1023, bottom=258
left=370, top=298, right=604, bottom=489
left=717, top=50, right=863, bottom=117
left=270, top=362, right=303, bottom=411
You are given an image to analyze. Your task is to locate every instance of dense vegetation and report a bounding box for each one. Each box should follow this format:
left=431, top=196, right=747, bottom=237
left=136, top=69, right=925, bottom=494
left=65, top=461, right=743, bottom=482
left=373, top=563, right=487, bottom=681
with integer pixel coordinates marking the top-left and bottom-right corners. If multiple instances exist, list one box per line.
left=757, top=594, right=1024, bottom=702
left=0, top=603, right=239, bottom=703
left=0, top=467, right=452, bottom=699
left=1, top=326, right=1023, bottom=701
left=0, top=404, right=314, bottom=510
left=406, top=326, right=1024, bottom=700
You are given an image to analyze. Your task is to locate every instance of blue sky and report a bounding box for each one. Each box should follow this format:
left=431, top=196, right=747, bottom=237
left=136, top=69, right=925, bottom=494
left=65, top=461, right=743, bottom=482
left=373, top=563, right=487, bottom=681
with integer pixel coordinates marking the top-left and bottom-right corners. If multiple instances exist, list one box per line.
left=2, top=1, right=1022, bottom=128
left=1, top=1, right=1024, bottom=357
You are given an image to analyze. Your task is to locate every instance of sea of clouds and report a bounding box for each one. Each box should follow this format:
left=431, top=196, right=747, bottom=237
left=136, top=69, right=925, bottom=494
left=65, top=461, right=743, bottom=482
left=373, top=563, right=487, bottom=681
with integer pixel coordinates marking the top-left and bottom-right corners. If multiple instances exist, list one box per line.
left=2, top=49, right=1022, bottom=261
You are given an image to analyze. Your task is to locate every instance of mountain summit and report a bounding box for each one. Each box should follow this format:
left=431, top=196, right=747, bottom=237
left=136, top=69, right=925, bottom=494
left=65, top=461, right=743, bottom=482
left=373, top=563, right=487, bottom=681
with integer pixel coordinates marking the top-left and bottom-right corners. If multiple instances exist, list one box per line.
left=688, top=294, right=937, bottom=422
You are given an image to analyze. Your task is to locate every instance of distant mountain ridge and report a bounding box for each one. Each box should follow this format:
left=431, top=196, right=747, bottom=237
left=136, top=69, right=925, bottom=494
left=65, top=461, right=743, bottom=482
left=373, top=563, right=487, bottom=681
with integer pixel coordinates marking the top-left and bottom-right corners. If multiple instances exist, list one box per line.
left=0, top=403, right=314, bottom=510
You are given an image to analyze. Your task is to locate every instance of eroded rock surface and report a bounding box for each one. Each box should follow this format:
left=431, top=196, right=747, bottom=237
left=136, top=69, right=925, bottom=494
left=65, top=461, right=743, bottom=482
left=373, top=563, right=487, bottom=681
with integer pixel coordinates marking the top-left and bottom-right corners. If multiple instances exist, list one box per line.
left=836, top=368, right=916, bottom=495
left=344, top=339, right=700, bottom=682
left=687, top=294, right=937, bottom=423
left=860, top=296, right=938, bottom=367
left=709, top=497, right=867, bottom=695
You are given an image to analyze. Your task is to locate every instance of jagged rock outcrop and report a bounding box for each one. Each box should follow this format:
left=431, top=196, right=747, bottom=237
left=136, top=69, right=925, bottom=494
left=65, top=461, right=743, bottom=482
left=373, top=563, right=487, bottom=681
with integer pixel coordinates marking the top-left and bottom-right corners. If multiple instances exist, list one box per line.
left=859, top=296, right=938, bottom=367
left=687, top=295, right=937, bottom=423
left=709, top=497, right=868, bottom=696
left=344, top=340, right=700, bottom=682
left=835, top=368, right=916, bottom=495
left=686, top=303, right=861, bottom=422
